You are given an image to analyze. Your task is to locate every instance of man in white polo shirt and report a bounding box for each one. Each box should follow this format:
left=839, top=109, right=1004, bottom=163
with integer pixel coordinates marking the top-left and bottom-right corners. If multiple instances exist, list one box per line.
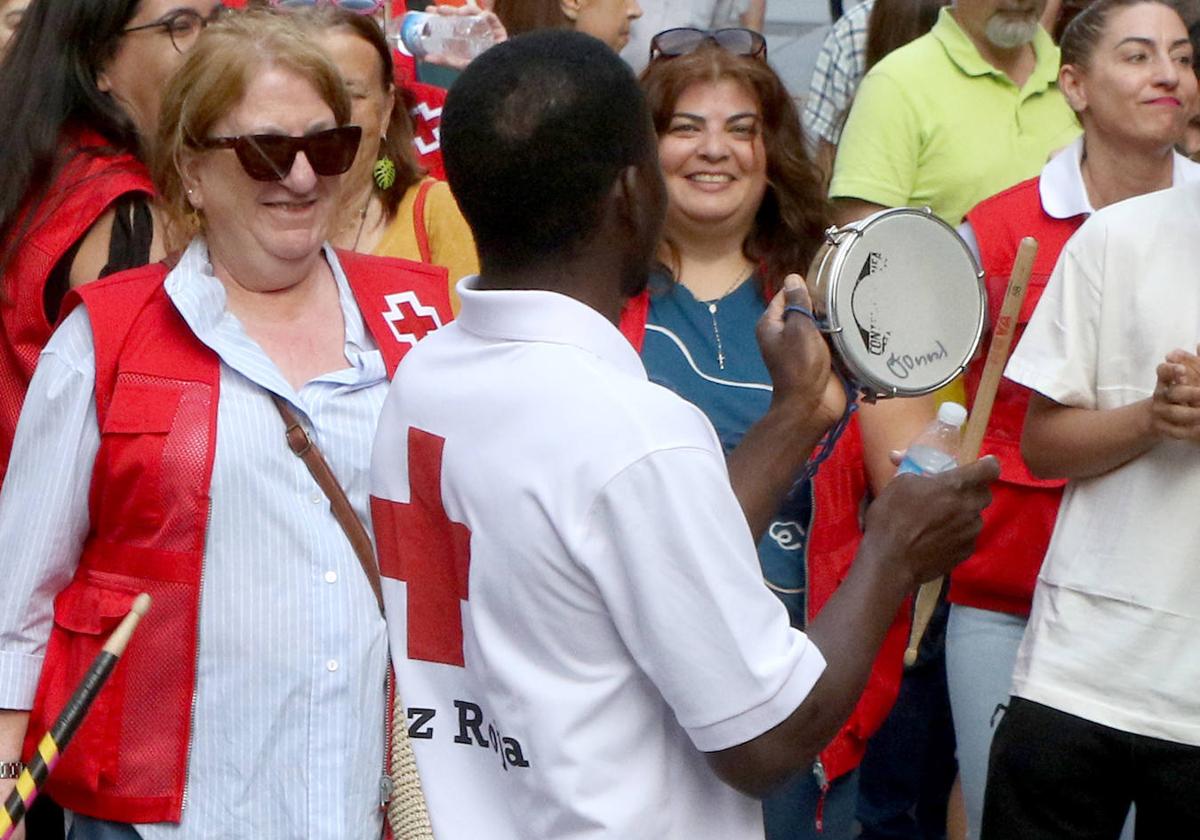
left=370, top=30, right=998, bottom=840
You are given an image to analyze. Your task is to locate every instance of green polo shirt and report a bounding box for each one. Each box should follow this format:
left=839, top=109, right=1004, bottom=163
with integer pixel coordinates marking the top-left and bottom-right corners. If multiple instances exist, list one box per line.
left=829, top=6, right=1080, bottom=227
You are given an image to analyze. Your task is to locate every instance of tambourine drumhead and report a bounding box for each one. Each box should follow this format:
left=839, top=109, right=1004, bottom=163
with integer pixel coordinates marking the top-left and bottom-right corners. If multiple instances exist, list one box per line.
left=807, top=207, right=985, bottom=399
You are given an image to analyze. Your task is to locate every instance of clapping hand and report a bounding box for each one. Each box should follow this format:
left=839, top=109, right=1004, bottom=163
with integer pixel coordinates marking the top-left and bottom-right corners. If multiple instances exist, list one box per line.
left=1151, top=345, right=1200, bottom=442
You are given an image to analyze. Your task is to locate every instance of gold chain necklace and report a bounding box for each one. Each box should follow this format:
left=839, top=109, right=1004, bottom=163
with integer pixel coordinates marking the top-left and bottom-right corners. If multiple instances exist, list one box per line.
left=702, top=266, right=754, bottom=370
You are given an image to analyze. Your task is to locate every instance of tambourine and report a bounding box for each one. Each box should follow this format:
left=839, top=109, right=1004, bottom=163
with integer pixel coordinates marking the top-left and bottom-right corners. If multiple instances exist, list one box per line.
left=806, top=207, right=986, bottom=401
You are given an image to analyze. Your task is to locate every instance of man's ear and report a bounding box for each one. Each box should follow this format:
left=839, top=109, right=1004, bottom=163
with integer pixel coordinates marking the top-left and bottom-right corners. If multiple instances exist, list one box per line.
left=615, top=160, right=664, bottom=240
left=560, top=0, right=584, bottom=23
left=615, top=164, right=641, bottom=232
left=1058, top=64, right=1087, bottom=113
left=96, top=67, right=113, bottom=94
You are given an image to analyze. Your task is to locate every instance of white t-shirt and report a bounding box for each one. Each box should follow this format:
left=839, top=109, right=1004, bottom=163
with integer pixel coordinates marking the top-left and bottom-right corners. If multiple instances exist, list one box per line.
left=371, top=278, right=826, bottom=839
left=1005, top=182, right=1200, bottom=746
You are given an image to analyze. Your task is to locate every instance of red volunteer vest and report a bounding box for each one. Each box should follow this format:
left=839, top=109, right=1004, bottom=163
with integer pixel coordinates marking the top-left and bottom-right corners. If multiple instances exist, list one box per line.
left=949, top=177, right=1079, bottom=614
left=0, top=130, right=153, bottom=488
left=23, top=251, right=452, bottom=824
left=618, top=297, right=906, bottom=783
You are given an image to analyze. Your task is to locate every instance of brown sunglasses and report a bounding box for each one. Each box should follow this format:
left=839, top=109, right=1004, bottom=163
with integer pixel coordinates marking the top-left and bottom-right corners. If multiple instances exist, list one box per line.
left=193, top=126, right=362, bottom=182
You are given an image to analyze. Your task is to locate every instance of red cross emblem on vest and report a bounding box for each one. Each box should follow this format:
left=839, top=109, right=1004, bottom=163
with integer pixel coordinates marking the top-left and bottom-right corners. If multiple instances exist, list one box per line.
left=381, top=291, right=444, bottom=348
left=372, top=428, right=471, bottom=667
left=410, top=100, right=443, bottom=158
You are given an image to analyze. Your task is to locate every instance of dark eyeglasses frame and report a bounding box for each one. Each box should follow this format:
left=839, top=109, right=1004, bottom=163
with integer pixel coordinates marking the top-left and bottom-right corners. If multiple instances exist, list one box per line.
left=649, top=27, right=768, bottom=62
left=193, top=126, right=364, bottom=182
left=122, top=5, right=227, bottom=54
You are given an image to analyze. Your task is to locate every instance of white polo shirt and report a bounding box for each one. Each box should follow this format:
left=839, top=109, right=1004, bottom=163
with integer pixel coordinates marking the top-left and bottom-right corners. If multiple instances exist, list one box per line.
left=371, top=277, right=826, bottom=839
left=1005, top=182, right=1200, bottom=746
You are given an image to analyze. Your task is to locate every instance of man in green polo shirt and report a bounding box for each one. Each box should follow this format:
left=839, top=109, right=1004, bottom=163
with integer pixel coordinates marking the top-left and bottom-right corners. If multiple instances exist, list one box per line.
left=830, top=0, right=1079, bottom=228
left=826, top=3, right=1079, bottom=839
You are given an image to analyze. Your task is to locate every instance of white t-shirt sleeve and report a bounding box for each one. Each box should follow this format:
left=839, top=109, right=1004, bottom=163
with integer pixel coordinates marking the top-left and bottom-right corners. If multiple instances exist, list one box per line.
left=578, top=445, right=826, bottom=753
left=1005, top=222, right=1104, bottom=410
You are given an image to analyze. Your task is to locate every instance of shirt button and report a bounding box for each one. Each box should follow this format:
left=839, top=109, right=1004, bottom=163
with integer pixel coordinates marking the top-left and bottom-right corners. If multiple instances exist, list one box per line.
left=326, top=659, right=339, bottom=672
left=311, top=493, right=323, bottom=505
left=324, top=570, right=338, bottom=584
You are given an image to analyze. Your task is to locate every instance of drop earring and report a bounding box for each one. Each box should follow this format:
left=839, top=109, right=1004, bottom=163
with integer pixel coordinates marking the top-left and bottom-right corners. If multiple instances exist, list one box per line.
left=373, top=155, right=396, bottom=191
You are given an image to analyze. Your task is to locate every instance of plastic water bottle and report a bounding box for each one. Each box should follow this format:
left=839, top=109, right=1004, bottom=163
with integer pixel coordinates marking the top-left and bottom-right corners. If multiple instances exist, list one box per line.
left=396, top=11, right=495, bottom=63
left=895, top=402, right=967, bottom=476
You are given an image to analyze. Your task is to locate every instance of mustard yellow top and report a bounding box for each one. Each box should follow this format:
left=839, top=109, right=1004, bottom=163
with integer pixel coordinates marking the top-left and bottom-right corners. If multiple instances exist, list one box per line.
left=374, top=177, right=479, bottom=314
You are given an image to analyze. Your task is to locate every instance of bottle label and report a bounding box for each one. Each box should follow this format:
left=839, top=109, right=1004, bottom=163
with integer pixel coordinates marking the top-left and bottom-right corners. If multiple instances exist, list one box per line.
left=896, top=445, right=957, bottom=476
left=399, top=12, right=430, bottom=59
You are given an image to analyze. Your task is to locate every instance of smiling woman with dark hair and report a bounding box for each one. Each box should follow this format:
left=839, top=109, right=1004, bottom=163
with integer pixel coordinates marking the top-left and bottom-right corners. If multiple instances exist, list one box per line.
left=0, top=0, right=223, bottom=489
left=618, top=33, right=905, bottom=840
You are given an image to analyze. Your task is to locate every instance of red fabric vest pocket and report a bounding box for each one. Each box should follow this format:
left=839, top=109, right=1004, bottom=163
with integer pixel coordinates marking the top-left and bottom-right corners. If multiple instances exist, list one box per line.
left=28, top=575, right=138, bottom=790
left=93, top=378, right=182, bottom=541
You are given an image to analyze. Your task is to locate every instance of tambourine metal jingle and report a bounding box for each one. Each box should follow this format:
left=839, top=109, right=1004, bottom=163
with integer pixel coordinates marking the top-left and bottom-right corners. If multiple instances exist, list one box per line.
left=805, top=207, right=986, bottom=401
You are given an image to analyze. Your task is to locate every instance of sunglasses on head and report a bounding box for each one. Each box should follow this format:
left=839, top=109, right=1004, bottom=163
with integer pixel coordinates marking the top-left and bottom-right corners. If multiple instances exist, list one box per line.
left=649, top=27, right=768, bottom=62
left=268, top=0, right=384, bottom=12
left=194, top=125, right=363, bottom=182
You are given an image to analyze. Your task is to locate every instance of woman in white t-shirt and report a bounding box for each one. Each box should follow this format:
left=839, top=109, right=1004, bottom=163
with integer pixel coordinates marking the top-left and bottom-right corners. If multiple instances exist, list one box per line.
left=982, top=1, right=1200, bottom=836
left=951, top=1, right=1200, bottom=835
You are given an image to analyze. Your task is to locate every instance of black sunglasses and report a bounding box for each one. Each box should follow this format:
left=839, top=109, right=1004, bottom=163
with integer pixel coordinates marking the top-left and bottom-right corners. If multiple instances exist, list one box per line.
left=193, top=126, right=363, bottom=182
left=649, top=27, right=768, bottom=62
left=123, top=6, right=227, bottom=55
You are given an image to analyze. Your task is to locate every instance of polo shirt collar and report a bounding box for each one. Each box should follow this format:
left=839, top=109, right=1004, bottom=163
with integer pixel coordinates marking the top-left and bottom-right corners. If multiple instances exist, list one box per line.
left=1040, top=135, right=1200, bottom=219
left=1039, top=137, right=1092, bottom=219
left=455, top=276, right=648, bottom=380
left=933, top=6, right=1059, bottom=90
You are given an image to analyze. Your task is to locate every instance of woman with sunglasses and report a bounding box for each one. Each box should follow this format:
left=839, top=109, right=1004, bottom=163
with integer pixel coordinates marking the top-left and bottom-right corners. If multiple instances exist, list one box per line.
left=302, top=6, right=481, bottom=287
left=0, top=0, right=224, bottom=491
left=617, top=30, right=907, bottom=840
left=0, top=10, right=452, bottom=839
left=493, top=0, right=643, bottom=51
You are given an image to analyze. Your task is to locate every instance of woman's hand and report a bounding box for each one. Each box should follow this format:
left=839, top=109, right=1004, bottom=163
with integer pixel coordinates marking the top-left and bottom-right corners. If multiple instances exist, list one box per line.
left=757, top=274, right=846, bottom=433
left=419, top=2, right=508, bottom=71
left=1151, top=346, right=1200, bottom=442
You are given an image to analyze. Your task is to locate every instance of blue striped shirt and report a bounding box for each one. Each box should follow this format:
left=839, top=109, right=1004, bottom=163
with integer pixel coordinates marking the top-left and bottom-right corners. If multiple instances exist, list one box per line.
left=0, top=239, right=388, bottom=839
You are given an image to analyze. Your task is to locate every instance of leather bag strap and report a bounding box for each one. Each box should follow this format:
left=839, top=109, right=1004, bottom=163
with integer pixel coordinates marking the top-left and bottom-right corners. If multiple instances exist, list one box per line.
left=270, top=394, right=435, bottom=839
left=270, top=393, right=384, bottom=614
left=412, top=179, right=434, bottom=265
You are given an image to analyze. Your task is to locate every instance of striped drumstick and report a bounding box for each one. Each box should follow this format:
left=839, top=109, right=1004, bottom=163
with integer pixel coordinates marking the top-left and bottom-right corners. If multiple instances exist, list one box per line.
left=902, top=237, right=1038, bottom=667
left=0, top=594, right=151, bottom=839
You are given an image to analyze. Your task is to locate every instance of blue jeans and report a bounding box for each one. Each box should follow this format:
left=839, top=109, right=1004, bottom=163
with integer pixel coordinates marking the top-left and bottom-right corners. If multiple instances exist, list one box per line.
left=945, top=604, right=1026, bottom=839
left=68, top=817, right=140, bottom=840
left=764, top=767, right=859, bottom=840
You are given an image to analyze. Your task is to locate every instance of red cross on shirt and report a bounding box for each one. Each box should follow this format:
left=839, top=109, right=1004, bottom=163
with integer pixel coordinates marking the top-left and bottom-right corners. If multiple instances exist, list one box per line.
left=372, top=427, right=471, bottom=667
left=382, top=293, right=442, bottom=345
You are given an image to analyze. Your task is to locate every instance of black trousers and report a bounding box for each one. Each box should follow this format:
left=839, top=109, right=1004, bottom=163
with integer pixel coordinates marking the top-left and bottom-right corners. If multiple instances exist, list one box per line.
left=983, top=697, right=1200, bottom=840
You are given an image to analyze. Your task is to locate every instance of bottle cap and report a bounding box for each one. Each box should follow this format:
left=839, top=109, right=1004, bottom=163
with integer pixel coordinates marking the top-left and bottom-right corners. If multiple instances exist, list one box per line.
left=936, top=401, right=967, bottom=428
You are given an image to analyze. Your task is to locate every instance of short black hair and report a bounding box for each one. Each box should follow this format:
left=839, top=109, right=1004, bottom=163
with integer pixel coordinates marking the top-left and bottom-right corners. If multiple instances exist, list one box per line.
left=441, top=30, right=655, bottom=274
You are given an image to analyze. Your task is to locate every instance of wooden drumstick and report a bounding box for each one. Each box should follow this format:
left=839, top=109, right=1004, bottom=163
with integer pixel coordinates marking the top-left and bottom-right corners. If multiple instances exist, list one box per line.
left=902, top=237, right=1038, bottom=667
left=0, top=594, right=151, bottom=840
